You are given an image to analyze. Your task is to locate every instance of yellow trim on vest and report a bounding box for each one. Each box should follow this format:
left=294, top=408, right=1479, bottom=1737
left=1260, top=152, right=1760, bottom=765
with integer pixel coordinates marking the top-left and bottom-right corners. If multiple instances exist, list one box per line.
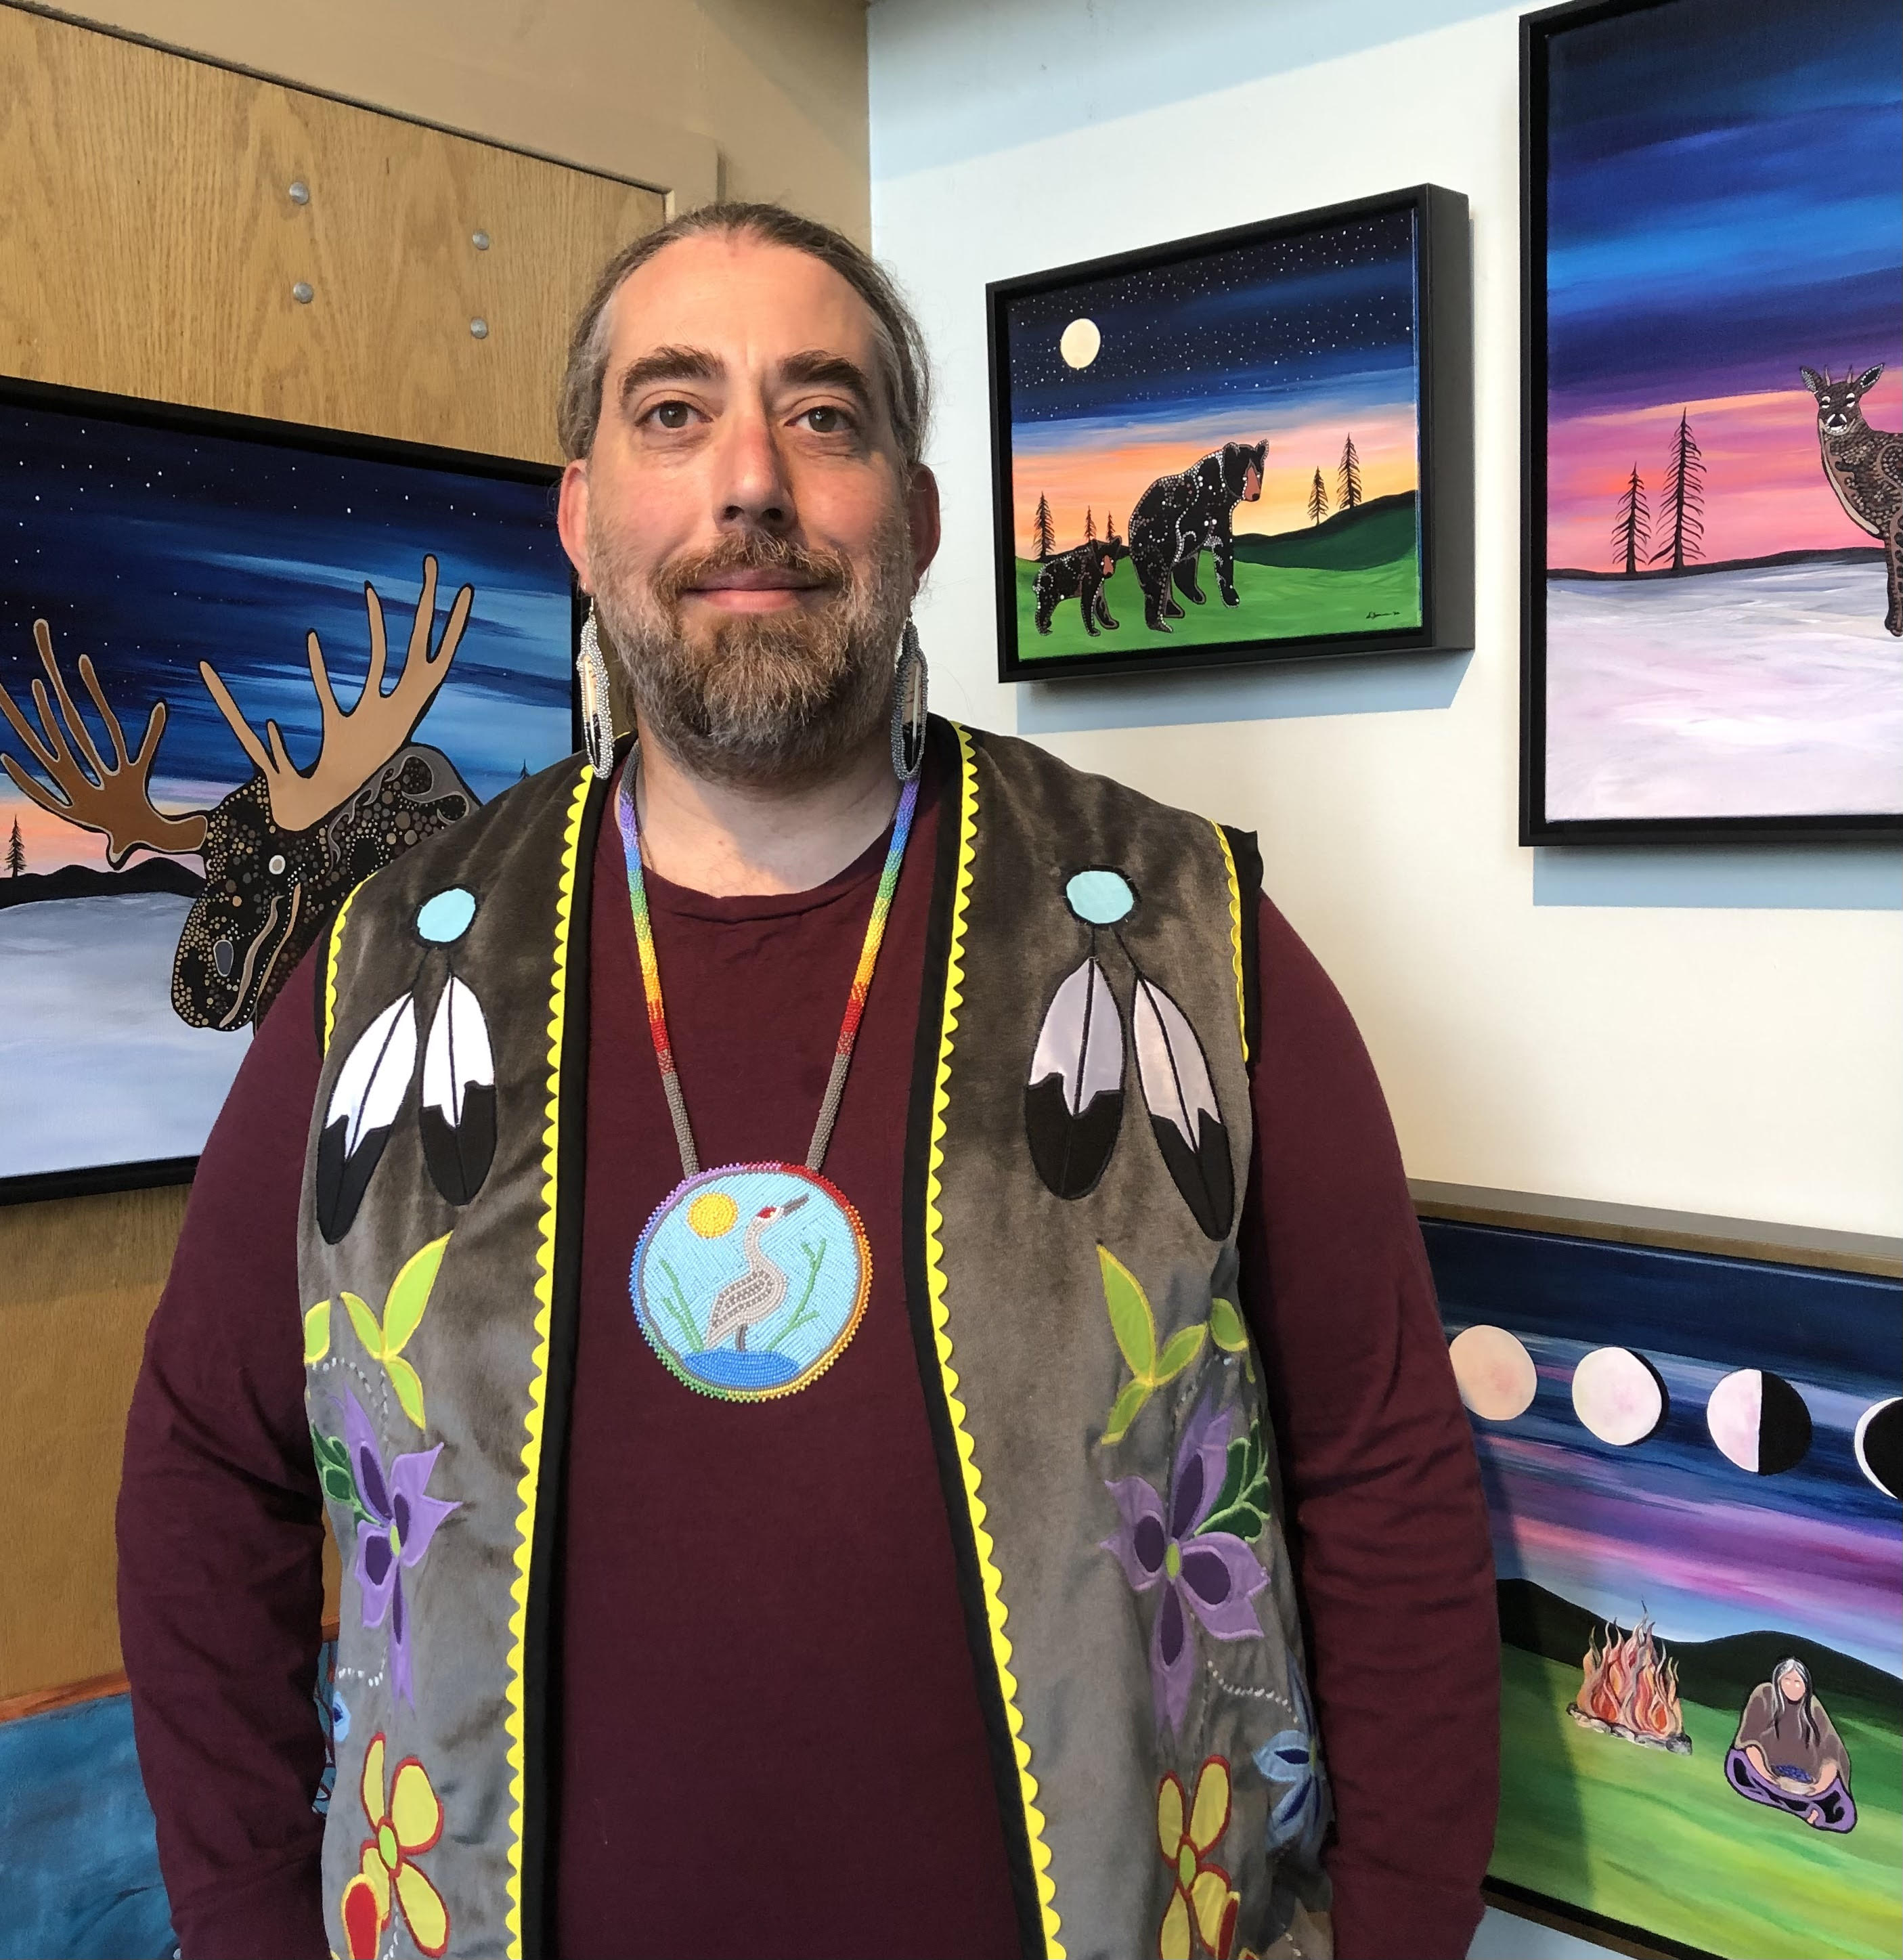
left=322, top=879, right=368, bottom=1055
left=502, top=760, right=592, bottom=1957
left=1212, top=823, right=1248, bottom=1063
left=923, top=727, right=1066, bottom=1958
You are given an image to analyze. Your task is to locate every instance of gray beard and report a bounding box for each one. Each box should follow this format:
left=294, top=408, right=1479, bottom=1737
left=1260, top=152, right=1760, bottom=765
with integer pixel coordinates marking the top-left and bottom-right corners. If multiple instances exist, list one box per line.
left=590, top=515, right=913, bottom=789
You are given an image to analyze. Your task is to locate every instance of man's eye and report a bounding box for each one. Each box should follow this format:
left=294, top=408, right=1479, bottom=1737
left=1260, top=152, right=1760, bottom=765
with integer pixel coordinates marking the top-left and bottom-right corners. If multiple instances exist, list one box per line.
left=802, top=406, right=852, bottom=434
left=649, top=401, right=695, bottom=430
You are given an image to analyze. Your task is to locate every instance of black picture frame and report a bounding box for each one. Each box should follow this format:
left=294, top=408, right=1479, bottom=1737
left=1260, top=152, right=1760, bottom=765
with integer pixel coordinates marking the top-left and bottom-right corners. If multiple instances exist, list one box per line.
left=1519, top=0, right=1903, bottom=846
left=0, top=373, right=579, bottom=1208
left=987, top=183, right=1473, bottom=685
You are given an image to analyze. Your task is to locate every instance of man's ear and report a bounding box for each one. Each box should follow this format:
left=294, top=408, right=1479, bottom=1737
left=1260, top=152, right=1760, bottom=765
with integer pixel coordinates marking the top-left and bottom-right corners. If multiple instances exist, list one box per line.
left=906, top=462, right=943, bottom=589
left=556, top=458, right=593, bottom=592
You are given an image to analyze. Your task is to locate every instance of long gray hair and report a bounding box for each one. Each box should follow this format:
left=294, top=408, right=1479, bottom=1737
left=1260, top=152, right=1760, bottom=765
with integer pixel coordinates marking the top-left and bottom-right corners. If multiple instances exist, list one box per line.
left=1770, top=1656, right=1821, bottom=1749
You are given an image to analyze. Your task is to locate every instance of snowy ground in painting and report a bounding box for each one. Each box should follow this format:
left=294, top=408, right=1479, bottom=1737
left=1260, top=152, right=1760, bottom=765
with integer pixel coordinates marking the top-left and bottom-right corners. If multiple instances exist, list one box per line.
left=0, top=894, right=248, bottom=1180
left=1545, top=560, right=1902, bottom=820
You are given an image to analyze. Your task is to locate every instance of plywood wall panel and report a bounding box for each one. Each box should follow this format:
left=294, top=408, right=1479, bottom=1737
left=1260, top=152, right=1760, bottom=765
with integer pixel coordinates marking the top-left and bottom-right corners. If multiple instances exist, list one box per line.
left=0, top=5, right=664, bottom=461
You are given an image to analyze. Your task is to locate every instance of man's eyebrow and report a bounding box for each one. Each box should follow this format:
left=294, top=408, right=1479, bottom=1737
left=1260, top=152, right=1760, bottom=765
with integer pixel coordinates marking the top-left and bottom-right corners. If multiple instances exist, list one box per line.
left=617, top=345, right=722, bottom=409
left=778, top=351, right=875, bottom=412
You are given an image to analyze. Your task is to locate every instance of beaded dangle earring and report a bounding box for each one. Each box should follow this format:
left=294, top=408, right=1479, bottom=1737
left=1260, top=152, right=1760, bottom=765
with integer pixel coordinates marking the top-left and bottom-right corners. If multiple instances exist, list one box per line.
left=890, top=617, right=928, bottom=783
left=577, top=601, right=615, bottom=779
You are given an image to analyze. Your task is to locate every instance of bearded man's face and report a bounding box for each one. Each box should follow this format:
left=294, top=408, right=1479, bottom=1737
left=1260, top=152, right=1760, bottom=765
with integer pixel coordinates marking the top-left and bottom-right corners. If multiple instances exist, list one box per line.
left=557, top=233, right=938, bottom=787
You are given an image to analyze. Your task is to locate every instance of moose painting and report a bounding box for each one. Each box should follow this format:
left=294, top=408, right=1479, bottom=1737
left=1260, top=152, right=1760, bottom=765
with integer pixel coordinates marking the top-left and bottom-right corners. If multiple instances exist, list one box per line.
left=0, top=381, right=576, bottom=1197
left=988, top=186, right=1471, bottom=682
left=1523, top=0, right=1903, bottom=844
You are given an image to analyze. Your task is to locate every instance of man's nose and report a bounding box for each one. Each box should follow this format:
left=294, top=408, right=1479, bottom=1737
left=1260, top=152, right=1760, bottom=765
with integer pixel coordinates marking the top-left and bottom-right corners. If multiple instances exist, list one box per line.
left=711, top=401, right=794, bottom=532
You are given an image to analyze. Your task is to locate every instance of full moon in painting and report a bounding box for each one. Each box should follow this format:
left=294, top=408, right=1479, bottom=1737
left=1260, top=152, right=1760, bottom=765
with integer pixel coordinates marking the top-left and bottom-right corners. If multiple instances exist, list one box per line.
left=1059, top=318, right=1101, bottom=368
left=1571, top=1347, right=1667, bottom=1445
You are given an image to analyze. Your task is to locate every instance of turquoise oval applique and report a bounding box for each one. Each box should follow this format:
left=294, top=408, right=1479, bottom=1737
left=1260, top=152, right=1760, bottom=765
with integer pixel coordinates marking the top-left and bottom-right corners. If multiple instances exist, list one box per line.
left=630, top=1164, right=870, bottom=1401
left=1066, top=867, right=1136, bottom=924
left=415, top=888, right=478, bottom=944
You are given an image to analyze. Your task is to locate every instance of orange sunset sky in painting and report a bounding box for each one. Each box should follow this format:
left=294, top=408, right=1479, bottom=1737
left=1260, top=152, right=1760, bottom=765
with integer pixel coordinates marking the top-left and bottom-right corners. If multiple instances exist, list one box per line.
left=1545, top=370, right=1900, bottom=572
left=1011, top=400, right=1418, bottom=559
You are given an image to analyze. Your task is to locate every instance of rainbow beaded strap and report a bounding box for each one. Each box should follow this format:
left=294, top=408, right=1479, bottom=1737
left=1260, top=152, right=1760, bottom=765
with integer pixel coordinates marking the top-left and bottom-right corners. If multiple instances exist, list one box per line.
left=614, top=752, right=921, bottom=1179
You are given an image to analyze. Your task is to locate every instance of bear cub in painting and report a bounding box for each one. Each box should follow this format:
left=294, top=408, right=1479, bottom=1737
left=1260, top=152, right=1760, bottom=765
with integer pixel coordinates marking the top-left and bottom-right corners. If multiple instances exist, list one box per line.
left=1127, top=439, right=1267, bottom=633
left=1034, top=538, right=1127, bottom=636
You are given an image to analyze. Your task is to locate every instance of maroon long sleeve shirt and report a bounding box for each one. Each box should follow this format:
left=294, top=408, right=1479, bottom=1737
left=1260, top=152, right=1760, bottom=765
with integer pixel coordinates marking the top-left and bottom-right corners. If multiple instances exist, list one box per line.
left=117, top=756, right=1497, bottom=1959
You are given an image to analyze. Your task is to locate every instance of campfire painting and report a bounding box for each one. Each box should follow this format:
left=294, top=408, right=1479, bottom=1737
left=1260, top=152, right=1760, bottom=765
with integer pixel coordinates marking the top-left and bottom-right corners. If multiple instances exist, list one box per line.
left=1570, top=1615, right=1690, bottom=1755
left=0, top=378, right=575, bottom=1198
left=1426, top=1219, right=1901, bottom=1960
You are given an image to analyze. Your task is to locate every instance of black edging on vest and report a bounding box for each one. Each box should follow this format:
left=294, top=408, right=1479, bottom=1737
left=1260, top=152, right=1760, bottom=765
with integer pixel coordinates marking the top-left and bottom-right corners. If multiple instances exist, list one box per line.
left=899, top=720, right=1047, bottom=1959
left=518, top=762, right=613, bottom=1960
left=1221, top=825, right=1264, bottom=1073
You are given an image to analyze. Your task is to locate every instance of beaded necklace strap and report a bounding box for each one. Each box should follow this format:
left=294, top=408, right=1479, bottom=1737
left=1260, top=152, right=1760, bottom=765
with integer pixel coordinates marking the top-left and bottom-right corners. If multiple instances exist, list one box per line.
left=615, top=754, right=921, bottom=1179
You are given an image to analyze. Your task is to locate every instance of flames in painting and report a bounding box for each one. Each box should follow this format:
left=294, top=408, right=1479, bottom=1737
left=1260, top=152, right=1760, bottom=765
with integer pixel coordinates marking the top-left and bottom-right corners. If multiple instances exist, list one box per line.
left=1567, top=1616, right=1693, bottom=1755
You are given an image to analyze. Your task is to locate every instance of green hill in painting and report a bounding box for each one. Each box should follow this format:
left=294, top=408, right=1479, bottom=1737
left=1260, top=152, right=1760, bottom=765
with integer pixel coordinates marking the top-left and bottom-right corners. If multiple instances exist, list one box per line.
left=1011, top=491, right=1420, bottom=662
left=1492, top=1580, right=1902, bottom=1960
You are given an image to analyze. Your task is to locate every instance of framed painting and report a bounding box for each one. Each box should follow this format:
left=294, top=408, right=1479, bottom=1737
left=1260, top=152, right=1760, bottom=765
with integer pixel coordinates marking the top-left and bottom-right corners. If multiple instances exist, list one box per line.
left=1521, top=0, right=1903, bottom=844
left=0, top=376, right=579, bottom=1204
left=986, top=184, right=1472, bottom=684
left=1428, top=1218, right=1902, bottom=1960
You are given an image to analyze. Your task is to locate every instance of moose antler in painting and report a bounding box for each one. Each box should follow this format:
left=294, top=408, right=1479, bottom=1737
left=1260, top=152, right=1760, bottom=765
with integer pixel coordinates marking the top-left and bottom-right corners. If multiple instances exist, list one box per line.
left=0, top=619, right=209, bottom=865
left=200, top=554, right=475, bottom=833
left=0, top=554, right=484, bottom=1028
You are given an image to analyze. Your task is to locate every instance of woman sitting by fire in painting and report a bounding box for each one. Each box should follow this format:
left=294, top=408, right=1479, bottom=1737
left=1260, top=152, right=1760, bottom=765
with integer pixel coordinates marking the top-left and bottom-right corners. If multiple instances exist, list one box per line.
left=1726, top=1658, right=1856, bottom=1832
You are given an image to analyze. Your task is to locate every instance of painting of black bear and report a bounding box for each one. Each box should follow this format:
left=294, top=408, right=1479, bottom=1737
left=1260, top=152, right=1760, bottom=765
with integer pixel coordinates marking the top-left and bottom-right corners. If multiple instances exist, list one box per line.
left=1127, top=440, right=1265, bottom=632
left=1034, top=538, right=1126, bottom=636
left=987, top=185, right=1470, bottom=680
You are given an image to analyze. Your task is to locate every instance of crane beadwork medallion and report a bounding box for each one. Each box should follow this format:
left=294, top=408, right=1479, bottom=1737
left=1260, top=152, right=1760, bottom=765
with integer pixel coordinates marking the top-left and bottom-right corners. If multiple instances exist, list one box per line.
left=630, top=1163, right=871, bottom=1399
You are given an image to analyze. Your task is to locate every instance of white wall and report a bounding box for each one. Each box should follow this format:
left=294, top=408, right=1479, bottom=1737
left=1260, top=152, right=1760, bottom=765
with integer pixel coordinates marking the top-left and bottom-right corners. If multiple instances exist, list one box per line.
left=869, top=0, right=1903, bottom=1238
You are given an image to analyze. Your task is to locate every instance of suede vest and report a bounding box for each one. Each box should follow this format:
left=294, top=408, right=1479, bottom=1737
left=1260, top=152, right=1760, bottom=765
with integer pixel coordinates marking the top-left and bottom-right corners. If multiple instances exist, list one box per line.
left=299, top=720, right=1332, bottom=1960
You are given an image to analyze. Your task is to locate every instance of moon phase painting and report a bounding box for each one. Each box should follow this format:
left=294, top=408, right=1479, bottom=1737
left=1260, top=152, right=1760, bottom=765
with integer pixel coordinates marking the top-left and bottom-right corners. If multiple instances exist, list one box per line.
left=1428, top=1219, right=1902, bottom=1960
left=1523, top=0, right=1903, bottom=844
left=0, top=379, right=577, bottom=1199
left=986, top=185, right=1472, bottom=682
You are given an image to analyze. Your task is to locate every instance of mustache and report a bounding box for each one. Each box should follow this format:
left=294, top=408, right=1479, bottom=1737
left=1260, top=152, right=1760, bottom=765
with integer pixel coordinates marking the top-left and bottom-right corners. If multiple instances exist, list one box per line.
left=651, top=530, right=853, bottom=607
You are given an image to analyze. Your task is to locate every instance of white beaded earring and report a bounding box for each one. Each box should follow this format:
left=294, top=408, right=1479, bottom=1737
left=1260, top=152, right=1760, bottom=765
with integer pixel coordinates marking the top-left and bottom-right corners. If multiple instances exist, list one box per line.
left=890, top=618, right=928, bottom=782
left=577, top=601, right=615, bottom=779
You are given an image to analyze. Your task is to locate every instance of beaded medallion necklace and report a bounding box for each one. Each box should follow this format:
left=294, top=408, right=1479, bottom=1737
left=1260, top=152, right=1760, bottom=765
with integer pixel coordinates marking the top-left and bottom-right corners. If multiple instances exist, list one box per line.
left=617, top=754, right=921, bottom=1401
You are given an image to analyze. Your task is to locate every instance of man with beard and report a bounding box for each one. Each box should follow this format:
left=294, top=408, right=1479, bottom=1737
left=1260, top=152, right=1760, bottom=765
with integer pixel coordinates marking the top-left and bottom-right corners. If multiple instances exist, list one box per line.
left=117, top=205, right=1497, bottom=1960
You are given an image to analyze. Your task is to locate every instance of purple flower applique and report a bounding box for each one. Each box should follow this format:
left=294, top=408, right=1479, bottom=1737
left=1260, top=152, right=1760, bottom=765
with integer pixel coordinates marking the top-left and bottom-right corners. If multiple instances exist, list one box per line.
left=342, top=1387, right=458, bottom=1704
left=1101, top=1395, right=1269, bottom=1735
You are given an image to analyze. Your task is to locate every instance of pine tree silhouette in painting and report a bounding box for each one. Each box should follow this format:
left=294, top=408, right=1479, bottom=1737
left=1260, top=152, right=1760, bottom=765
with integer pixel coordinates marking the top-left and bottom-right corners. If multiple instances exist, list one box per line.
left=1649, top=411, right=1706, bottom=573
left=5, top=816, right=23, bottom=877
left=1308, top=468, right=1329, bottom=527
left=1032, top=494, right=1057, bottom=561
left=1085, top=507, right=1096, bottom=542
left=1611, top=463, right=1651, bottom=576
left=1105, top=512, right=1119, bottom=544
left=1337, top=433, right=1362, bottom=512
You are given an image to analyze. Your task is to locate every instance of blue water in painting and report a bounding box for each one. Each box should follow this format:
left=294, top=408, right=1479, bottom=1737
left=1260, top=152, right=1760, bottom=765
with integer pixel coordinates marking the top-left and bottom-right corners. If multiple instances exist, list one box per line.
left=0, top=1695, right=174, bottom=1960
left=688, top=1348, right=802, bottom=1390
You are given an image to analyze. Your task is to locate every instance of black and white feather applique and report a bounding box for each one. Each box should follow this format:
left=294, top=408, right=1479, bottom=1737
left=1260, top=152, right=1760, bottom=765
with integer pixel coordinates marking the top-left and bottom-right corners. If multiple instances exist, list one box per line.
left=316, top=993, right=419, bottom=1242
left=419, top=975, right=496, bottom=1206
left=1130, top=972, right=1233, bottom=1240
left=1025, top=953, right=1126, bottom=1199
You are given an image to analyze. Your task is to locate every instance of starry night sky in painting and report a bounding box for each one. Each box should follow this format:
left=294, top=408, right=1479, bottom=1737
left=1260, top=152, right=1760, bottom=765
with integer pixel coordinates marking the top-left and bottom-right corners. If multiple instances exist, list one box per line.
left=0, top=393, right=574, bottom=862
left=1005, top=209, right=1418, bottom=429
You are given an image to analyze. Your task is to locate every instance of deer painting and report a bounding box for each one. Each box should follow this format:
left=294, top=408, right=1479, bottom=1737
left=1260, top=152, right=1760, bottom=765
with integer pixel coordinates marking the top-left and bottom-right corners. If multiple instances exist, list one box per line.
left=0, top=557, right=482, bottom=1029
left=1799, top=366, right=1902, bottom=636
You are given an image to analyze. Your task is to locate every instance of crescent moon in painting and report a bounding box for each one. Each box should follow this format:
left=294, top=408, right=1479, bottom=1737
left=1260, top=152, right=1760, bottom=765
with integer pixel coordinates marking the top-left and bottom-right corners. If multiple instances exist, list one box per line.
left=1571, top=1347, right=1667, bottom=1446
left=1705, top=1368, right=1812, bottom=1475
left=1854, top=1397, right=1902, bottom=1500
left=1448, top=1325, right=1537, bottom=1421
left=1059, top=318, right=1101, bottom=369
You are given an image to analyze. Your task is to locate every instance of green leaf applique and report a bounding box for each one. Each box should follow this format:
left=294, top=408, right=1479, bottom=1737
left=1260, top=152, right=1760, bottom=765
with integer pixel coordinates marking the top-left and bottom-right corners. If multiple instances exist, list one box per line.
left=332, top=1233, right=452, bottom=1428
left=302, top=1300, right=332, bottom=1364
left=1095, top=1245, right=1208, bottom=1445
left=1197, top=1414, right=1273, bottom=1543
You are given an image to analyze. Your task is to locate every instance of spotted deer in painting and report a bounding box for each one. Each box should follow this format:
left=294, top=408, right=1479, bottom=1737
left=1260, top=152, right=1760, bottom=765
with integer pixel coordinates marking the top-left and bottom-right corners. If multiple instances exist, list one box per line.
left=1799, top=366, right=1903, bottom=636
